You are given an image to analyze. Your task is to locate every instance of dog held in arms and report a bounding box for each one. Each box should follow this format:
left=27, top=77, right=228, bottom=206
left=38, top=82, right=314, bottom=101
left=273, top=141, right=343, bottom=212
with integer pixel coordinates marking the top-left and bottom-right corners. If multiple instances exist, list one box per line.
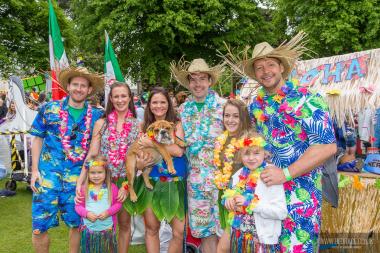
left=126, top=120, right=177, bottom=202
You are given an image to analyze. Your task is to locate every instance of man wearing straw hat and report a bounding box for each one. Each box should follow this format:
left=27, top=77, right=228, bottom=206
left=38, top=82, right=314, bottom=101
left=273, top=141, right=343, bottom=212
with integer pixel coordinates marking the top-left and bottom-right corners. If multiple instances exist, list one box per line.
left=242, top=33, right=337, bottom=252
left=30, top=67, right=104, bottom=253
left=171, top=58, right=225, bottom=252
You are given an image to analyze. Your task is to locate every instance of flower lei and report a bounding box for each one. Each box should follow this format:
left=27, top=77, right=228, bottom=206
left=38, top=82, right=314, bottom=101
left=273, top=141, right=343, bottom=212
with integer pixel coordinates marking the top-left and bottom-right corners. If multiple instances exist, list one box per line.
left=221, top=166, right=264, bottom=228
left=251, top=81, right=309, bottom=147
left=214, top=135, right=267, bottom=190
left=214, top=131, right=236, bottom=190
left=181, top=90, right=218, bottom=156
left=59, top=102, right=92, bottom=162
left=88, top=183, right=107, bottom=201
left=107, top=110, right=133, bottom=168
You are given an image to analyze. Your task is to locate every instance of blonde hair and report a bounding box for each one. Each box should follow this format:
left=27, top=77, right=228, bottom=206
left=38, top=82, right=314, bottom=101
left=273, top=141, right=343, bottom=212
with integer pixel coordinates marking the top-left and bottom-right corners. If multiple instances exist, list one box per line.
left=84, top=155, right=112, bottom=204
left=236, top=130, right=271, bottom=165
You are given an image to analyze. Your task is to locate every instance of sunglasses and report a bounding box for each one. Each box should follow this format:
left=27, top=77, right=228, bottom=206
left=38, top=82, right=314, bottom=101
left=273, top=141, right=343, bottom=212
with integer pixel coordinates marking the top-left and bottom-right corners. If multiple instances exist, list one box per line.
left=70, top=123, right=79, bottom=140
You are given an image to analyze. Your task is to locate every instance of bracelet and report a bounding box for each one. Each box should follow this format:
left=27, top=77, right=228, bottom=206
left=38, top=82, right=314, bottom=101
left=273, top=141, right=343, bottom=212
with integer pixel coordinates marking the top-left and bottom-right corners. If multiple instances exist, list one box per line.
left=121, top=181, right=129, bottom=191
left=283, top=167, right=293, bottom=181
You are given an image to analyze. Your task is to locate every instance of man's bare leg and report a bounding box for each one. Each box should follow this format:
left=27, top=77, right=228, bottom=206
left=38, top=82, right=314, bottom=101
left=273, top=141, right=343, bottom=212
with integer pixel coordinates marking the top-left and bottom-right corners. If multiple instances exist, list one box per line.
left=32, top=232, right=50, bottom=253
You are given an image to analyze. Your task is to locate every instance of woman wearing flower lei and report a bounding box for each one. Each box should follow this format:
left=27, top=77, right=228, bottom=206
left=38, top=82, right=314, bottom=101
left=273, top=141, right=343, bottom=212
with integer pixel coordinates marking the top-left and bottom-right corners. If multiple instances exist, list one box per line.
left=222, top=131, right=287, bottom=253
left=76, top=82, right=140, bottom=253
left=214, top=99, right=252, bottom=253
left=134, top=87, right=187, bottom=253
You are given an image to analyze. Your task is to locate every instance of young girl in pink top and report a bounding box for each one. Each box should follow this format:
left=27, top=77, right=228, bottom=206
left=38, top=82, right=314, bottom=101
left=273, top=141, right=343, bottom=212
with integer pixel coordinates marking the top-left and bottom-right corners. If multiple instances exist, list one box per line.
left=75, top=155, right=122, bottom=253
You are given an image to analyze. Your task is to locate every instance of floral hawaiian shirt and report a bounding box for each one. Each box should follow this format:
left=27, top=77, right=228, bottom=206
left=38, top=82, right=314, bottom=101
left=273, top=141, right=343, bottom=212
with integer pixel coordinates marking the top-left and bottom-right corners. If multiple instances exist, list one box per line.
left=249, top=82, right=336, bottom=253
left=179, top=90, right=226, bottom=192
left=30, top=97, right=103, bottom=184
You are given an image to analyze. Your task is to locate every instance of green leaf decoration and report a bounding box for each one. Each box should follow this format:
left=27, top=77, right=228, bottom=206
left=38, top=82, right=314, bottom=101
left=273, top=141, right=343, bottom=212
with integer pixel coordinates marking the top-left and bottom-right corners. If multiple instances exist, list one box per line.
left=176, top=181, right=186, bottom=221
left=152, top=185, right=164, bottom=221
left=295, top=188, right=310, bottom=202
left=338, top=175, right=351, bottom=188
left=309, top=95, right=328, bottom=111
left=296, top=229, right=310, bottom=243
left=286, top=194, right=291, bottom=205
left=281, top=234, right=291, bottom=247
left=265, top=106, right=275, bottom=115
left=300, top=103, right=313, bottom=118
left=159, top=181, right=179, bottom=222
left=315, top=174, right=322, bottom=190
left=135, top=182, right=154, bottom=215
left=374, top=179, right=380, bottom=190
left=123, top=176, right=146, bottom=215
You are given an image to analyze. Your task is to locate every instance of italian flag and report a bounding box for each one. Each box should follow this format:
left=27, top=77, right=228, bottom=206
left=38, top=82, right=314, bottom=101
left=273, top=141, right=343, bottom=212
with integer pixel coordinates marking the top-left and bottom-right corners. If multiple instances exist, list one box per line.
left=104, top=30, right=124, bottom=106
left=49, top=0, right=68, bottom=100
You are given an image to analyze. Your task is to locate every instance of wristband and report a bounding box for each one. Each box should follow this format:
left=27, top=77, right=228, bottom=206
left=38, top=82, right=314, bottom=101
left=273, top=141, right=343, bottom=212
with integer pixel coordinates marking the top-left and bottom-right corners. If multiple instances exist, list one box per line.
left=121, top=181, right=129, bottom=191
left=283, top=167, right=293, bottom=181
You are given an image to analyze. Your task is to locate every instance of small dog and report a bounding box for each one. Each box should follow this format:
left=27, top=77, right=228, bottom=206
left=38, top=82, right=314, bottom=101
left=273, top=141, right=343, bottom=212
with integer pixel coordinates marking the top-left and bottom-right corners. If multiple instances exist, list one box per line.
left=126, top=120, right=177, bottom=202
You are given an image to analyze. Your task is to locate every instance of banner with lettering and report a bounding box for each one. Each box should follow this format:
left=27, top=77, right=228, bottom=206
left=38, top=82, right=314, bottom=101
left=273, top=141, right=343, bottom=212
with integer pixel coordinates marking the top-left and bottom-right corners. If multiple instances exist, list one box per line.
left=289, top=48, right=380, bottom=124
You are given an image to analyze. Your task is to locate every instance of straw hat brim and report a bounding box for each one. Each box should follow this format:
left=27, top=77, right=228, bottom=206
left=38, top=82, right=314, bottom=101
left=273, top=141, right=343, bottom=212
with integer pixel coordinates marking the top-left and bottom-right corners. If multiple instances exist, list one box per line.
left=242, top=54, right=294, bottom=81
left=58, top=67, right=104, bottom=95
left=174, top=69, right=221, bottom=89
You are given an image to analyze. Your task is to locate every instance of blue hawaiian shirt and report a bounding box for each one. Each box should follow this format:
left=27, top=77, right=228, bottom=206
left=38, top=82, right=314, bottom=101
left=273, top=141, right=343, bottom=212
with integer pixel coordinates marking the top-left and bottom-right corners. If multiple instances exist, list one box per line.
left=30, top=97, right=103, bottom=190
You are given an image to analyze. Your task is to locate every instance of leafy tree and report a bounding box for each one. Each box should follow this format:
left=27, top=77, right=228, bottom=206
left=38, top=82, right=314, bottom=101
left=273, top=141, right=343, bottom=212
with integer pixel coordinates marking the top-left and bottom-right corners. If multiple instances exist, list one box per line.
left=273, top=0, right=380, bottom=58
left=70, top=0, right=277, bottom=88
left=0, top=0, right=74, bottom=78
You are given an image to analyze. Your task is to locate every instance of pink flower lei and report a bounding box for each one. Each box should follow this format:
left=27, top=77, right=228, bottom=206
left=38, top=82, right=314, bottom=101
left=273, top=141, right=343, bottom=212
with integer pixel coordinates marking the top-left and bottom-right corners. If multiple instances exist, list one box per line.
left=107, top=110, right=133, bottom=168
left=59, top=102, right=92, bottom=162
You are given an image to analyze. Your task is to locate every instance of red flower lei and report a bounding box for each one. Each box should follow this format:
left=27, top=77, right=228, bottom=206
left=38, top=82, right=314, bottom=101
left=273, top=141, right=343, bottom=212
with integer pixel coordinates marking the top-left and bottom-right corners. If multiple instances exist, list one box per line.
left=59, top=103, right=92, bottom=162
left=107, top=110, right=133, bottom=168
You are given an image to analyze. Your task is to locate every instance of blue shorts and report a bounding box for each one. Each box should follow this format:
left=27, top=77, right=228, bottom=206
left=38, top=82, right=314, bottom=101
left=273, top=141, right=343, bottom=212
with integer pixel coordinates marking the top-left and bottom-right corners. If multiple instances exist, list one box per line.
left=32, top=169, right=81, bottom=234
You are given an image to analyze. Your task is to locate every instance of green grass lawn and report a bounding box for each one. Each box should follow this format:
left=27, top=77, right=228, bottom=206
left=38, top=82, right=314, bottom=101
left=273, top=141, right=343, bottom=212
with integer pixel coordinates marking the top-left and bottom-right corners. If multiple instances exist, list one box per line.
left=0, top=179, right=146, bottom=253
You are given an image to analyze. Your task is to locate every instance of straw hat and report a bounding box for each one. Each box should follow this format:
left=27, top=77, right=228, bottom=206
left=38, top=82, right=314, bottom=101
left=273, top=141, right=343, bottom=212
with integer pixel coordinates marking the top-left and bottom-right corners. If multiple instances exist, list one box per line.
left=241, top=32, right=308, bottom=81
left=58, top=67, right=104, bottom=95
left=170, top=58, right=223, bottom=89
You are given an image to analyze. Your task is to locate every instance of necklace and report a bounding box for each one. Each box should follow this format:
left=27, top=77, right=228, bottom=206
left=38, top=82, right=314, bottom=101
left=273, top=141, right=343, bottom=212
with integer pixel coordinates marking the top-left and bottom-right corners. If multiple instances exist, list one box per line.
left=59, top=102, right=92, bottom=162
left=214, top=131, right=237, bottom=190
left=222, top=166, right=263, bottom=227
left=182, top=90, right=217, bottom=156
left=88, top=183, right=107, bottom=201
left=107, top=110, right=133, bottom=168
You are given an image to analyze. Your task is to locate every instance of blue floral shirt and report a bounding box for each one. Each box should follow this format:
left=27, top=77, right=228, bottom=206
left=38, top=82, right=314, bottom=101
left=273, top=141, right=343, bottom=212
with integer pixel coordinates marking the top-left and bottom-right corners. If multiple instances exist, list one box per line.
left=30, top=97, right=103, bottom=187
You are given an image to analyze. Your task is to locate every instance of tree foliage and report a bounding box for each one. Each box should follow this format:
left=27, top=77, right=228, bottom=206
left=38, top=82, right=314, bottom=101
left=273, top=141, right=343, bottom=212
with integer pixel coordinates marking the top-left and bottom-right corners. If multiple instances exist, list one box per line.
left=273, top=0, right=380, bottom=58
left=70, top=0, right=276, bottom=87
left=0, top=0, right=74, bottom=78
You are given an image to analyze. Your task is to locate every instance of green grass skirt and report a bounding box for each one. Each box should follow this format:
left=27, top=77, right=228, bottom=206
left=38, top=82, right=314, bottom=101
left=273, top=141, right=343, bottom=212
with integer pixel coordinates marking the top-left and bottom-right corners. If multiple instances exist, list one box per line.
left=218, top=190, right=231, bottom=230
left=123, top=176, right=186, bottom=222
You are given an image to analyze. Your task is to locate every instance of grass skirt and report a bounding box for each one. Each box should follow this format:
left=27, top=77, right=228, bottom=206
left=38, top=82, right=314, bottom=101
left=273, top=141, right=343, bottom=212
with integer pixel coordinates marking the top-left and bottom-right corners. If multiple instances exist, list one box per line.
left=80, top=225, right=117, bottom=253
left=124, top=176, right=186, bottom=222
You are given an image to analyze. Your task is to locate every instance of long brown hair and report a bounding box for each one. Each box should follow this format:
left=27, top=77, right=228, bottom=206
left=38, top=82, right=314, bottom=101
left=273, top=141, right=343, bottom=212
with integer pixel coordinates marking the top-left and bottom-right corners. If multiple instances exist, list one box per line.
left=104, top=82, right=137, bottom=119
left=223, top=99, right=253, bottom=137
left=84, top=155, right=112, bottom=204
left=142, top=87, right=178, bottom=132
